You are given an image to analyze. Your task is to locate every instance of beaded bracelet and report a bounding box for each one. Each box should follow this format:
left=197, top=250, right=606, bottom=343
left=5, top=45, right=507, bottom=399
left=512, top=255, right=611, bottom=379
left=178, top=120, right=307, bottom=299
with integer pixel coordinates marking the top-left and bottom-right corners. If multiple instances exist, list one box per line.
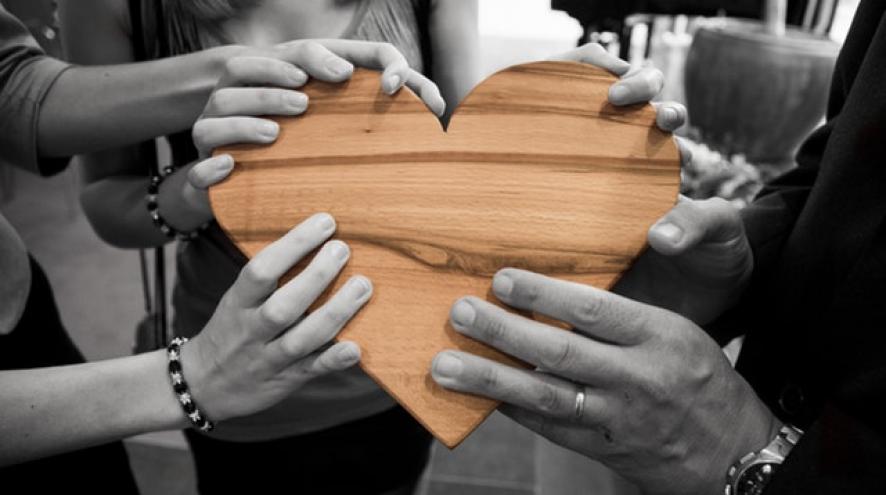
left=167, top=337, right=216, bottom=432
left=146, top=166, right=209, bottom=241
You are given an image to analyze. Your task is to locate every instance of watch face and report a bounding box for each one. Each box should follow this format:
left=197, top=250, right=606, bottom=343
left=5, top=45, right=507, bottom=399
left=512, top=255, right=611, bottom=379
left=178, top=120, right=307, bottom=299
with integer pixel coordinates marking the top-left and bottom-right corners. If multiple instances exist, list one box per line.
left=736, top=463, right=776, bottom=495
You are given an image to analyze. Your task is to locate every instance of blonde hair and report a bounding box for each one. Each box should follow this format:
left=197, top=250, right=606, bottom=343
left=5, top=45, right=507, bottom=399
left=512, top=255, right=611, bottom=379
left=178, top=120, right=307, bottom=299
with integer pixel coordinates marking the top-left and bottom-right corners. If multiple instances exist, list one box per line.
left=178, top=0, right=262, bottom=23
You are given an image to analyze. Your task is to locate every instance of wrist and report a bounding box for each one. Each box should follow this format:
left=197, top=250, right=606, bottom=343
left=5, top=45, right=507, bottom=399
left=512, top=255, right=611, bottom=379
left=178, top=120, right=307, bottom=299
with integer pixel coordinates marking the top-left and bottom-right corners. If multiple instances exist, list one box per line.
left=131, top=350, right=191, bottom=431
left=156, top=165, right=212, bottom=232
left=708, top=380, right=783, bottom=494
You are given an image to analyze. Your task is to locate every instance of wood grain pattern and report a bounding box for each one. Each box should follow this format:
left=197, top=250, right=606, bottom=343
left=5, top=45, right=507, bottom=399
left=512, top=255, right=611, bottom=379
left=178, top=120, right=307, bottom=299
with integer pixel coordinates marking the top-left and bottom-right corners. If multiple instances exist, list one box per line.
left=210, top=61, right=681, bottom=448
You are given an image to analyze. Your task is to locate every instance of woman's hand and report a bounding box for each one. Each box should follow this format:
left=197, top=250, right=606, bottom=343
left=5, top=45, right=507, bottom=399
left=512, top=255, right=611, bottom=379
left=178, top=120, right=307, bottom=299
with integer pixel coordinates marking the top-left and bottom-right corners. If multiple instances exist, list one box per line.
left=432, top=269, right=780, bottom=495
left=180, top=212, right=371, bottom=421
left=158, top=40, right=445, bottom=231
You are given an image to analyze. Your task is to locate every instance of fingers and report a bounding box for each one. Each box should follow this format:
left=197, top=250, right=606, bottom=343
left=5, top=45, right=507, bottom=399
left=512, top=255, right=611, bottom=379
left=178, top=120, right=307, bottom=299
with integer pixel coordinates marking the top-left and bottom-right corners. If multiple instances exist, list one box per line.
left=232, top=213, right=337, bottom=305
left=193, top=117, right=279, bottom=157
left=202, top=87, right=309, bottom=118
left=608, top=66, right=665, bottom=106
left=217, top=56, right=309, bottom=89
left=490, top=269, right=654, bottom=345
left=309, top=39, right=408, bottom=90
left=290, top=341, right=362, bottom=377
left=276, top=276, right=373, bottom=361
left=549, top=43, right=631, bottom=76
left=257, top=240, right=350, bottom=335
left=404, top=69, right=446, bottom=117
left=273, top=40, right=355, bottom=83
left=294, top=39, right=445, bottom=115
left=448, top=297, right=627, bottom=385
left=647, top=197, right=746, bottom=256
left=188, top=154, right=235, bottom=190
left=431, top=350, right=610, bottom=424
left=652, top=101, right=687, bottom=132
left=500, top=404, right=609, bottom=454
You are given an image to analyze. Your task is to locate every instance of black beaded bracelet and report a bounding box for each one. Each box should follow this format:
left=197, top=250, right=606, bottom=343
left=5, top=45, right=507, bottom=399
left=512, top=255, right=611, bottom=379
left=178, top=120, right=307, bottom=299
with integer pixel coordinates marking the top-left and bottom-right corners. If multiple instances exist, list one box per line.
left=147, top=166, right=209, bottom=241
left=167, top=337, right=216, bottom=433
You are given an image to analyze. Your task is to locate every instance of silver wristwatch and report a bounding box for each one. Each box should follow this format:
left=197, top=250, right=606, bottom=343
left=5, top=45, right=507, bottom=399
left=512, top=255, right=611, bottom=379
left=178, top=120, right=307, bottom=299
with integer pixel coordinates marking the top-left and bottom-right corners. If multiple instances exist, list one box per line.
left=725, top=425, right=804, bottom=495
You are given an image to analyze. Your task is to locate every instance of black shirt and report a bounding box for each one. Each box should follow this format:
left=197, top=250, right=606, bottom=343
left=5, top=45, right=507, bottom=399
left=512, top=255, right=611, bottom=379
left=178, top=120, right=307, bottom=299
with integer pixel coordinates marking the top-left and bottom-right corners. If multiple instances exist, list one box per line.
left=724, top=0, right=886, bottom=491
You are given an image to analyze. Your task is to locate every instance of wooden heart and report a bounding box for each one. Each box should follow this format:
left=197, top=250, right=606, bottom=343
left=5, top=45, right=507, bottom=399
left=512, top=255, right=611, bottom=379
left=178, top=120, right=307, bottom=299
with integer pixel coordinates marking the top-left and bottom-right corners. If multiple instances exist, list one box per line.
left=211, top=61, right=680, bottom=448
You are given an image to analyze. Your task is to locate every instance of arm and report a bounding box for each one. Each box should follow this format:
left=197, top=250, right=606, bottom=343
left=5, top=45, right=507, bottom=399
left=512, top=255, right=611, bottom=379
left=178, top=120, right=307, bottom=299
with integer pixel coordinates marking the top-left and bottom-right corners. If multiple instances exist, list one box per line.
left=64, top=0, right=446, bottom=248
left=1, top=213, right=371, bottom=466
left=429, top=0, right=481, bottom=123
left=0, top=350, right=187, bottom=465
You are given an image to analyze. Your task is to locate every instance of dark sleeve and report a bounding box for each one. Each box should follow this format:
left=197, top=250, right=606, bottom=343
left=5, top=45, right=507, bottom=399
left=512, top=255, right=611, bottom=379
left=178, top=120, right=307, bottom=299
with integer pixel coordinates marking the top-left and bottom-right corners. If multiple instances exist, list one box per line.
left=705, top=122, right=827, bottom=345
left=0, top=5, right=71, bottom=175
left=763, top=404, right=886, bottom=494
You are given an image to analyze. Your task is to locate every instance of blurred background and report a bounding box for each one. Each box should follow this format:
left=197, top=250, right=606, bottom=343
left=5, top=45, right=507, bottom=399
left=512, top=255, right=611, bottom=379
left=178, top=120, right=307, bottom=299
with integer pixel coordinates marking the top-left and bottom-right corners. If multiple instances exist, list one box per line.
left=0, top=0, right=861, bottom=494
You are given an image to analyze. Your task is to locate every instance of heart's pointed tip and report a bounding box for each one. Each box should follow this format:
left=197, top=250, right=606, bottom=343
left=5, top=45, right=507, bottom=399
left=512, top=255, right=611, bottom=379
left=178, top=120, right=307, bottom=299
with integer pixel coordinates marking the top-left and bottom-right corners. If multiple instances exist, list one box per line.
left=437, top=432, right=469, bottom=450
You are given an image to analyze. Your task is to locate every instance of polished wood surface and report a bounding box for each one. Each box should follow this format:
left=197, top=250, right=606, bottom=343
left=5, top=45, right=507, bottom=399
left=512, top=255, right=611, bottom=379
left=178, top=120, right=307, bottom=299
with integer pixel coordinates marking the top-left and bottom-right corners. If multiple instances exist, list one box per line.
left=211, top=61, right=681, bottom=448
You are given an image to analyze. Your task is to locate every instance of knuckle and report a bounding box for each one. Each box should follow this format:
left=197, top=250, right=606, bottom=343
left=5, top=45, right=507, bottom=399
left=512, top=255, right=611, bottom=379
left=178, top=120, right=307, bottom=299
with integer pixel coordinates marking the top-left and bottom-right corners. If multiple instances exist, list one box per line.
left=645, top=69, right=665, bottom=92
left=478, top=365, right=501, bottom=390
left=322, top=305, right=350, bottom=327
left=308, top=265, right=332, bottom=285
left=572, top=296, right=604, bottom=328
left=243, top=259, right=275, bottom=285
left=536, top=383, right=565, bottom=416
left=476, top=314, right=508, bottom=344
left=540, top=336, right=577, bottom=371
left=298, top=40, right=323, bottom=58
left=207, top=90, right=231, bottom=114
left=281, top=336, right=304, bottom=358
left=191, top=121, right=209, bottom=148
left=223, top=57, right=247, bottom=80
left=256, top=89, right=274, bottom=107
left=259, top=302, right=290, bottom=328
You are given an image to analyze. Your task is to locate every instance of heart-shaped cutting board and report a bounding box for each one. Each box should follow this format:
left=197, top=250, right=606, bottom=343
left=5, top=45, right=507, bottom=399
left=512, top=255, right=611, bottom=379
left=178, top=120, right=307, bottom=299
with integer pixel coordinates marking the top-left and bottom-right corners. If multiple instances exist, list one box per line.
left=211, top=61, right=680, bottom=448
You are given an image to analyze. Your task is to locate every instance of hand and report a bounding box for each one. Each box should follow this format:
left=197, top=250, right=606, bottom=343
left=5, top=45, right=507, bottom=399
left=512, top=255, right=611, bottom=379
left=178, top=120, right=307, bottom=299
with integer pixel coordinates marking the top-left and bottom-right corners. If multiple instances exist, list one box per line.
left=181, top=212, right=372, bottom=421
left=616, top=196, right=754, bottom=325
left=432, top=269, right=780, bottom=495
left=160, top=40, right=445, bottom=230
left=551, top=43, right=687, bottom=133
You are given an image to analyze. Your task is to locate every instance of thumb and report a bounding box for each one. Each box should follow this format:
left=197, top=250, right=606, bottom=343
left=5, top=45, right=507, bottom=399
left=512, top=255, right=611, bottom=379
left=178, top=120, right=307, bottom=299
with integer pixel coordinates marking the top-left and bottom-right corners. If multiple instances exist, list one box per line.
left=188, top=154, right=235, bottom=190
left=647, top=196, right=745, bottom=256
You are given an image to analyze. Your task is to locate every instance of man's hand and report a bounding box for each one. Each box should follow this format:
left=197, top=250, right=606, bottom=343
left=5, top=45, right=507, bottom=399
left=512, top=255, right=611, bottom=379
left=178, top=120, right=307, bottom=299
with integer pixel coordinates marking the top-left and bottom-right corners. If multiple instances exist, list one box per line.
left=617, top=196, right=754, bottom=325
left=432, top=269, right=780, bottom=495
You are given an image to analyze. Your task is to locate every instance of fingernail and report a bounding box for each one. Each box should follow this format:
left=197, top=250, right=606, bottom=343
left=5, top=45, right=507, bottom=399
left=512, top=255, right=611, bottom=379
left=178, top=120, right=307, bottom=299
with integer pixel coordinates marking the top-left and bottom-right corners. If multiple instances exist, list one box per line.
left=287, top=92, right=308, bottom=112
left=609, top=84, right=629, bottom=103
left=385, top=75, right=401, bottom=94
left=653, top=222, right=683, bottom=243
left=329, top=241, right=350, bottom=262
left=450, top=300, right=476, bottom=329
left=662, top=107, right=679, bottom=124
left=325, top=57, right=353, bottom=77
left=259, top=121, right=279, bottom=140
left=215, top=154, right=235, bottom=173
left=315, top=213, right=335, bottom=232
left=492, top=273, right=514, bottom=299
left=286, top=66, right=307, bottom=86
left=433, top=352, right=463, bottom=379
left=613, top=59, right=631, bottom=73
left=349, top=276, right=371, bottom=298
left=335, top=343, right=360, bottom=365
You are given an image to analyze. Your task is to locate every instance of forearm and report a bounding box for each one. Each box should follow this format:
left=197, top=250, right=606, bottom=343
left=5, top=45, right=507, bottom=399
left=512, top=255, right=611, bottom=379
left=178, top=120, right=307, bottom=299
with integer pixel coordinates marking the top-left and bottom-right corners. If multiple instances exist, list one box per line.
left=37, top=45, right=246, bottom=158
left=0, top=349, right=187, bottom=466
left=81, top=176, right=171, bottom=248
